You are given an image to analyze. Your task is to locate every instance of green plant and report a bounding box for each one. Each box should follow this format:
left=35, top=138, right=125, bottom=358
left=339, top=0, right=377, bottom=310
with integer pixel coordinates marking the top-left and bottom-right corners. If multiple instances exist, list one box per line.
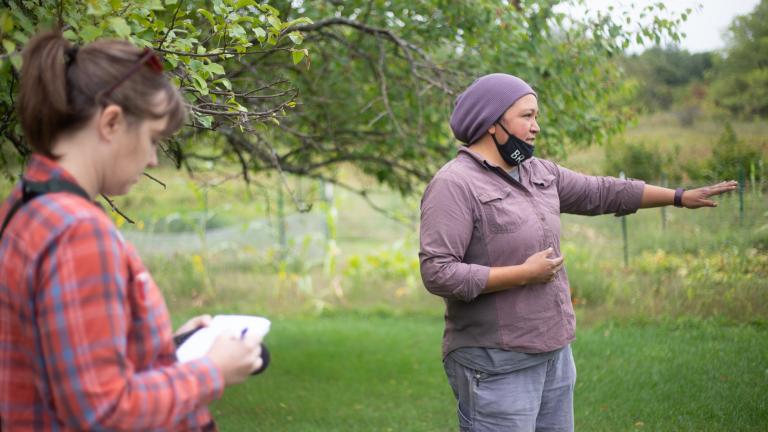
left=705, top=122, right=764, bottom=183
left=603, top=139, right=670, bottom=182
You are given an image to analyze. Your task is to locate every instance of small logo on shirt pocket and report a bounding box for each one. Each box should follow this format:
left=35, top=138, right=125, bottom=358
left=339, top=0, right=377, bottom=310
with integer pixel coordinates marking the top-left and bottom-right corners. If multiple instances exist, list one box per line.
left=477, top=189, right=524, bottom=234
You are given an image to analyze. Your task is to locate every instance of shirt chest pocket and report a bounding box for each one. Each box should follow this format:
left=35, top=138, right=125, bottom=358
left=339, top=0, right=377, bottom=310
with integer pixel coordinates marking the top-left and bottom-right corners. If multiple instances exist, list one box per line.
left=477, top=188, right=524, bottom=234
left=531, top=173, right=560, bottom=215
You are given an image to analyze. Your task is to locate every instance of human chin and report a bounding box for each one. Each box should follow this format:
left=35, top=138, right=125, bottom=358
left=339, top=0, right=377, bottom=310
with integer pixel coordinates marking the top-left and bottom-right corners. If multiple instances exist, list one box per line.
left=105, top=177, right=138, bottom=196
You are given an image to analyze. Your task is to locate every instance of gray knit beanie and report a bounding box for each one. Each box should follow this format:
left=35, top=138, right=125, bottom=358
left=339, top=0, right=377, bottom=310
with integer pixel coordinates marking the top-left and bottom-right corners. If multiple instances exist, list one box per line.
left=450, top=73, right=536, bottom=145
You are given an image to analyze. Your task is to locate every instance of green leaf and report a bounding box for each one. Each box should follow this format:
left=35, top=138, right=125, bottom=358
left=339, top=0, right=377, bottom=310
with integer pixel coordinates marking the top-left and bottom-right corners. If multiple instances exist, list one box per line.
left=197, top=114, right=213, bottom=128
left=109, top=17, right=132, bottom=38
left=291, top=49, right=305, bottom=65
left=197, top=9, right=216, bottom=28
left=11, top=30, right=28, bottom=45
left=0, top=12, right=14, bottom=33
left=267, top=16, right=281, bottom=30
left=216, top=78, right=232, bottom=90
left=285, top=17, right=313, bottom=27
left=62, top=29, right=78, bottom=41
left=165, top=56, right=178, bottom=68
left=2, top=39, right=15, bottom=55
left=9, top=52, right=21, bottom=71
left=253, top=27, right=266, bottom=40
left=258, top=4, right=280, bottom=17
left=229, top=23, right=246, bottom=39
left=190, top=73, right=209, bottom=95
left=229, top=99, right=247, bottom=112
left=80, top=24, right=102, bottom=42
left=288, top=31, right=303, bottom=45
left=147, top=0, right=164, bottom=10
left=204, top=62, right=225, bottom=75
left=10, top=9, right=34, bottom=34
left=188, top=59, right=203, bottom=71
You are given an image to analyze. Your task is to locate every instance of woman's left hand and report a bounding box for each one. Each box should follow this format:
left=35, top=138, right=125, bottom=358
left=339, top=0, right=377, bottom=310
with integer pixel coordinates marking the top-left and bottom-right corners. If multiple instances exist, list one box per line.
left=174, top=314, right=213, bottom=336
left=683, top=180, right=738, bottom=209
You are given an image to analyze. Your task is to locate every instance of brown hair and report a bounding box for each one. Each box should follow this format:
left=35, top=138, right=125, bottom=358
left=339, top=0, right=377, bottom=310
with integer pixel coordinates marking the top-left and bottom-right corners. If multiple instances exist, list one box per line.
left=18, top=30, right=186, bottom=158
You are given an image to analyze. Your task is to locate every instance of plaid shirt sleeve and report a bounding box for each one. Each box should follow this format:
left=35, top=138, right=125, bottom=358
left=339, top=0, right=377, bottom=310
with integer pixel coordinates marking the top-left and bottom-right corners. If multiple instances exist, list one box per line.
left=35, top=215, right=224, bottom=430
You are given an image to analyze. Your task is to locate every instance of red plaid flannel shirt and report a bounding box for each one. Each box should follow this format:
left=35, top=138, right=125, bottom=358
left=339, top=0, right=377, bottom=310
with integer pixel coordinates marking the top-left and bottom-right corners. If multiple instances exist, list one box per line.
left=0, top=155, right=224, bottom=430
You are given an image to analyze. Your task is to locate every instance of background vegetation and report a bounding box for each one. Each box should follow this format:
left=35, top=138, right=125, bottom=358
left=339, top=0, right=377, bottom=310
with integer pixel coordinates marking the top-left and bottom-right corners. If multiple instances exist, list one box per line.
left=1, top=0, right=766, bottom=430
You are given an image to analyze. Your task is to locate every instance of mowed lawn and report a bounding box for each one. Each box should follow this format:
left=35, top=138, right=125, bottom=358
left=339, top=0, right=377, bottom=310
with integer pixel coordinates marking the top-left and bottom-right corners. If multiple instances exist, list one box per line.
left=208, top=314, right=767, bottom=431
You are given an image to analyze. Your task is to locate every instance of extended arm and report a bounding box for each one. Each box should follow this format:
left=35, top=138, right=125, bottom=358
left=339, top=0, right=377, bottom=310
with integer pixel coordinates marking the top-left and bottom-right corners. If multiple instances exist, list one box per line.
left=640, top=181, right=738, bottom=209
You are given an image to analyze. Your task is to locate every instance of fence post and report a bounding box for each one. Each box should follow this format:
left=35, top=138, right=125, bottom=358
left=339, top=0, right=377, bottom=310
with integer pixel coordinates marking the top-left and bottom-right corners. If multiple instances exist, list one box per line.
left=620, top=171, right=629, bottom=267
left=739, top=165, right=745, bottom=226
left=660, top=173, right=667, bottom=231
left=277, top=180, right=287, bottom=257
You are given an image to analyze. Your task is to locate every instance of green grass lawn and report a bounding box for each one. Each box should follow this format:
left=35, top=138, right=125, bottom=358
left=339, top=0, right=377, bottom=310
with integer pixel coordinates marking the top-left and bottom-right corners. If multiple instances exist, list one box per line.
left=204, top=314, right=767, bottom=431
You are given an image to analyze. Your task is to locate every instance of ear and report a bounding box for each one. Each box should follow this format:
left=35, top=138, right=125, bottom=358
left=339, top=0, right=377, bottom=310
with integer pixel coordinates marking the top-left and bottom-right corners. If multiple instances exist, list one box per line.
left=97, top=104, right=125, bottom=143
left=487, top=124, right=496, bottom=136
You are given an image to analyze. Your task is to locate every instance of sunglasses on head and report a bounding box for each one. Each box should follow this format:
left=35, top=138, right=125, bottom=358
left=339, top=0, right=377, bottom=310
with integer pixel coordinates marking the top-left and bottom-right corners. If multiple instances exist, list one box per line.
left=103, top=48, right=164, bottom=98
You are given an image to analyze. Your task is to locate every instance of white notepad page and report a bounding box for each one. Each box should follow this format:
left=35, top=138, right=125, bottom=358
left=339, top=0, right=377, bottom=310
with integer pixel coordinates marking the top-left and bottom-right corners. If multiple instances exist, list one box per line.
left=176, top=315, right=271, bottom=363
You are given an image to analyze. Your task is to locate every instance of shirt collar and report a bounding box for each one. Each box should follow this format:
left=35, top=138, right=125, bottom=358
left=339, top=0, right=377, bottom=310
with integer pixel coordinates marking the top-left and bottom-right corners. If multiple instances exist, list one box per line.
left=456, top=146, right=531, bottom=175
left=25, top=154, right=82, bottom=186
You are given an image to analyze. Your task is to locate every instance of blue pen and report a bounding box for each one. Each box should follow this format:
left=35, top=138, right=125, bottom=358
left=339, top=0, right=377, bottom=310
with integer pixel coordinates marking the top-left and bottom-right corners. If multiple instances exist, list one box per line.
left=240, top=327, right=248, bottom=339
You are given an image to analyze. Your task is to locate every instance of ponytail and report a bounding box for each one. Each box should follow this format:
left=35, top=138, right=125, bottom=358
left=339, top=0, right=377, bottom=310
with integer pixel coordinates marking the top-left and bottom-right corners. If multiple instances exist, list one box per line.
left=18, top=31, right=90, bottom=158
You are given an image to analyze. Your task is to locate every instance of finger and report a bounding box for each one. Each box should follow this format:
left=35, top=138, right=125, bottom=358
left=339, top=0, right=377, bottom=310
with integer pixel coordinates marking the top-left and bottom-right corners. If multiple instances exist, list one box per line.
left=550, top=255, right=565, bottom=266
left=195, top=314, right=213, bottom=327
left=252, top=355, right=264, bottom=373
left=692, top=199, right=717, bottom=208
left=175, top=315, right=211, bottom=335
left=539, top=247, right=554, bottom=257
left=242, top=331, right=263, bottom=348
left=711, top=185, right=738, bottom=195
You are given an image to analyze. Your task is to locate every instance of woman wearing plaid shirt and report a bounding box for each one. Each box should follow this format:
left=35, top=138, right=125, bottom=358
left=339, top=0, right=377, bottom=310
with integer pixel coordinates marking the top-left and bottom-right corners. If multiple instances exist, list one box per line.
left=0, top=31, right=263, bottom=430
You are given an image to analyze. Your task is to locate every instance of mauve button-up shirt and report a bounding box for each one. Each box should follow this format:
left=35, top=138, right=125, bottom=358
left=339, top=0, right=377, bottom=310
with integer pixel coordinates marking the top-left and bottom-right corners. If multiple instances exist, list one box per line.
left=419, top=147, right=645, bottom=356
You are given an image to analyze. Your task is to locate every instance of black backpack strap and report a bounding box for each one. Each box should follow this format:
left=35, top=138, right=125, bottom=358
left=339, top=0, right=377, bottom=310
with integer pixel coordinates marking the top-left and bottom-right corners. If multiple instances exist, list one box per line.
left=0, top=178, right=91, bottom=241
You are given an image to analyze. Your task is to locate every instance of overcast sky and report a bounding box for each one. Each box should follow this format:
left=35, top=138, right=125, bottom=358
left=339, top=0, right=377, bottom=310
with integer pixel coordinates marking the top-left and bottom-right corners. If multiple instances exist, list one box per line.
left=561, top=0, right=761, bottom=53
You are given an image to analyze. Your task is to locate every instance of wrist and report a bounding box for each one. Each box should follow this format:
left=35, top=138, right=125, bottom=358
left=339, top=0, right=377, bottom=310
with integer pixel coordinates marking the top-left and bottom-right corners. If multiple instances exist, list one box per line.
left=674, top=188, right=685, bottom=207
left=517, top=263, right=533, bottom=286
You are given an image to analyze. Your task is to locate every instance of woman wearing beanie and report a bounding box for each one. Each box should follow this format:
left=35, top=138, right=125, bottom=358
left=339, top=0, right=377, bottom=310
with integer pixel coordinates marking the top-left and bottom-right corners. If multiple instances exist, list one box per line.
left=0, top=30, right=264, bottom=430
left=419, top=73, right=736, bottom=431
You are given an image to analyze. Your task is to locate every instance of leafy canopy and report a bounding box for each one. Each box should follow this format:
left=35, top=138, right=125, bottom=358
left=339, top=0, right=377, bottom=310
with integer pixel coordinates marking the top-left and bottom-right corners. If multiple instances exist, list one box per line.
left=0, top=0, right=686, bottom=198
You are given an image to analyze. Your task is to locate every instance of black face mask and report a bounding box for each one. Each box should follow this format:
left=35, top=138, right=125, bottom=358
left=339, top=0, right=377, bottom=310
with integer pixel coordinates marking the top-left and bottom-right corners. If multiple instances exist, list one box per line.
left=491, top=121, right=535, bottom=166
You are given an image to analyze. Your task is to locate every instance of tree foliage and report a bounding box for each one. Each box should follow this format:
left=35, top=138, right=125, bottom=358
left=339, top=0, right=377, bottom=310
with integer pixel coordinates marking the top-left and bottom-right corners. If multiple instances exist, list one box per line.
left=622, top=47, right=713, bottom=112
left=709, top=0, right=768, bottom=118
left=0, top=0, right=686, bottom=199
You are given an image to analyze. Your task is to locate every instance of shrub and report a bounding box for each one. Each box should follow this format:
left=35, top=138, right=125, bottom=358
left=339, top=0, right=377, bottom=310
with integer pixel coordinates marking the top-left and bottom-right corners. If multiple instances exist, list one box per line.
left=604, top=139, right=671, bottom=182
left=704, top=122, right=764, bottom=183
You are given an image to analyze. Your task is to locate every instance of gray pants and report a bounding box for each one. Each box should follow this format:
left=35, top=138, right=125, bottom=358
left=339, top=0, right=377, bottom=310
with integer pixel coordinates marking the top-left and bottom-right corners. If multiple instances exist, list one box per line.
left=443, top=345, right=576, bottom=432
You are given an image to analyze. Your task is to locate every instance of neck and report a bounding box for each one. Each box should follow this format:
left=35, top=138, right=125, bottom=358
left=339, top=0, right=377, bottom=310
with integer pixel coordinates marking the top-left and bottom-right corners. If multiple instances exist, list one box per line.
left=50, top=134, right=102, bottom=199
left=467, top=135, right=515, bottom=171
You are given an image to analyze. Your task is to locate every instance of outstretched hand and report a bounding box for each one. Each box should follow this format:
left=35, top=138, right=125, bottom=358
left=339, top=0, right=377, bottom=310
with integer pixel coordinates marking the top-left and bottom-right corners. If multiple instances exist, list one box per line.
left=683, top=180, right=738, bottom=209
